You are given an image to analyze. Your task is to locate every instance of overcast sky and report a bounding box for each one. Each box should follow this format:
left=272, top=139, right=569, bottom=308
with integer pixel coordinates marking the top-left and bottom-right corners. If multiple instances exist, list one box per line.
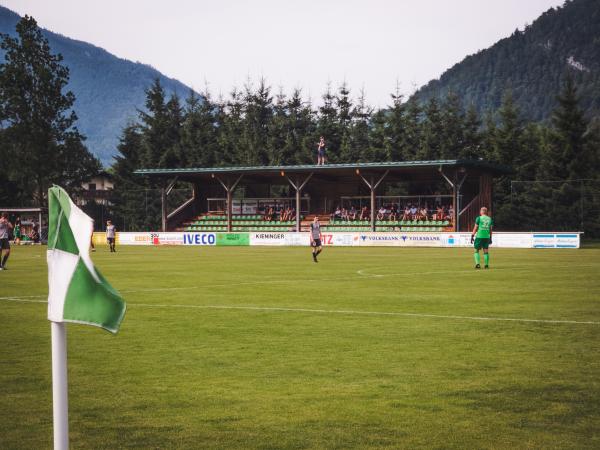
left=2, top=0, right=565, bottom=106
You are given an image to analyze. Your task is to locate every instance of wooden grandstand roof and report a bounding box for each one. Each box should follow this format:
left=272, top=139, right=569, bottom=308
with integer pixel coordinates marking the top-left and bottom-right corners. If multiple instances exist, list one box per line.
left=135, top=159, right=510, bottom=183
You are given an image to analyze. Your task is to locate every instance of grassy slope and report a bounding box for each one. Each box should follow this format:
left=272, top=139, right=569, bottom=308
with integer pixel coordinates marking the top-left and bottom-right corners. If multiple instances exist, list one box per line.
left=1, top=245, right=599, bottom=449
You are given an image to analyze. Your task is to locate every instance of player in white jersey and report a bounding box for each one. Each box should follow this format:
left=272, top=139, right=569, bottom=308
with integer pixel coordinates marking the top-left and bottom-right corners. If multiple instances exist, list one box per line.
left=106, top=220, right=116, bottom=252
left=310, top=216, right=322, bottom=263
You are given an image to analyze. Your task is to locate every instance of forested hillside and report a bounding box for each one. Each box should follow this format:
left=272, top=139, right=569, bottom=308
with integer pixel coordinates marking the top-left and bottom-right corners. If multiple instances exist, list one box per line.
left=0, top=6, right=195, bottom=164
left=415, top=0, right=600, bottom=122
left=110, top=77, right=600, bottom=235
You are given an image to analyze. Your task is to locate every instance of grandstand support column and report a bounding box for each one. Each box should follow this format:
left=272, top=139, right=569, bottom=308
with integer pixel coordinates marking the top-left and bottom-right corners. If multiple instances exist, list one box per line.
left=161, top=177, right=179, bottom=231
left=161, top=188, right=167, bottom=232
left=213, top=174, right=244, bottom=232
left=283, top=172, right=314, bottom=232
left=439, top=169, right=467, bottom=231
left=357, top=170, right=389, bottom=231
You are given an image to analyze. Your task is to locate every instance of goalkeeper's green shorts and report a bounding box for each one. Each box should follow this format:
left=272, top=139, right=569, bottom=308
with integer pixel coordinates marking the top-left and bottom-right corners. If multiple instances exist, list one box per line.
left=474, top=238, right=490, bottom=250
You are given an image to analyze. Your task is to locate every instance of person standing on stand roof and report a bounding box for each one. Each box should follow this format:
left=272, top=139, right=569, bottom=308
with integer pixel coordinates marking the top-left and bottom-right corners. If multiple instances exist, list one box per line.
left=317, top=136, right=327, bottom=165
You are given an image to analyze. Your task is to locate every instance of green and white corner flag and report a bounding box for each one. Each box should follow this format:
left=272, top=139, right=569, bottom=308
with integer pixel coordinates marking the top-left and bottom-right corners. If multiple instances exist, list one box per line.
left=47, top=186, right=126, bottom=333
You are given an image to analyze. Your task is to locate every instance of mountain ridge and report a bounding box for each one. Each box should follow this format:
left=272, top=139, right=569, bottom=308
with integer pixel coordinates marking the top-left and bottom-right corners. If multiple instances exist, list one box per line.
left=414, top=0, right=600, bottom=121
left=0, top=6, right=197, bottom=165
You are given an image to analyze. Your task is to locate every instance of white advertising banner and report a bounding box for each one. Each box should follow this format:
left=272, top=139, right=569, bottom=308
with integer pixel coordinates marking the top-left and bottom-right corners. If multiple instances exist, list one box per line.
left=117, top=232, right=184, bottom=246
left=284, top=232, right=310, bottom=246
left=354, top=232, right=448, bottom=247
left=111, top=231, right=580, bottom=248
left=320, top=233, right=356, bottom=246
left=249, top=232, right=287, bottom=246
left=182, top=232, right=217, bottom=245
left=532, top=233, right=580, bottom=248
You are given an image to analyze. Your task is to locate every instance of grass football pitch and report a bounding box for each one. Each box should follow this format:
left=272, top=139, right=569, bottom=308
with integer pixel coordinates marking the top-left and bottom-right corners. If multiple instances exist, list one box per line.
left=1, top=244, right=599, bottom=449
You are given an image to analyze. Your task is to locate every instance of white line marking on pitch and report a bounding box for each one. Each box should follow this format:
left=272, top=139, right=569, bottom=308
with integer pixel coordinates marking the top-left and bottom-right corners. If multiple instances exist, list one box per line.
left=2, top=297, right=598, bottom=325
left=2, top=262, right=598, bottom=300
left=356, top=263, right=598, bottom=278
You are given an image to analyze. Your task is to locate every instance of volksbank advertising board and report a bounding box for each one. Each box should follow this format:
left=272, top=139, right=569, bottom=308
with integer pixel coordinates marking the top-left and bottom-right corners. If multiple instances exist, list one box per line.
left=94, top=231, right=580, bottom=248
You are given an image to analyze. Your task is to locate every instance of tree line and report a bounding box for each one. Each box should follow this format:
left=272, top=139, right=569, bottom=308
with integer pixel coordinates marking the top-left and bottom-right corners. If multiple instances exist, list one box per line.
left=1, top=16, right=599, bottom=235
left=112, top=75, right=600, bottom=234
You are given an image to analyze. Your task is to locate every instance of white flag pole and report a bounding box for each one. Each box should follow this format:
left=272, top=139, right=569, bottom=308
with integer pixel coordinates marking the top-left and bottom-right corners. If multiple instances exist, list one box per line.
left=51, top=321, right=69, bottom=450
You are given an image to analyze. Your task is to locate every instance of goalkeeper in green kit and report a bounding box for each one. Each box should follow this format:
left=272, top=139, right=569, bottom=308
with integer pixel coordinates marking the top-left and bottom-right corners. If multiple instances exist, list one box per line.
left=471, top=207, right=493, bottom=269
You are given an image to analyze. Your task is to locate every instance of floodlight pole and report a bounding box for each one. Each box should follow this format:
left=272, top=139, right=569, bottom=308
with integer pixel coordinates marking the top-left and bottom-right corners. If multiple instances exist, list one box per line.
left=283, top=172, right=313, bottom=232
left=51, top=321, right=69, bottom=450
left=357, top=170, right=389, bottom=232
left=214, top=174, right=243, bottom=232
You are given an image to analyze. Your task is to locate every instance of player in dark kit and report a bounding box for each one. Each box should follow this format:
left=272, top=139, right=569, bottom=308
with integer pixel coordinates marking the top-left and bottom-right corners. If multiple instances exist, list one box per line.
left=0, top=212, right=13, bottom=270
left=310, top=216, right=323, bottom=262
left=471, top=206, right=493, bottom=269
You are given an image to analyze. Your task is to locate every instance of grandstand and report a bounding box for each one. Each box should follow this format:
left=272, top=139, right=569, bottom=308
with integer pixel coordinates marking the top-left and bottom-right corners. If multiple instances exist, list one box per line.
left=135, top=159, right=509, bottom=232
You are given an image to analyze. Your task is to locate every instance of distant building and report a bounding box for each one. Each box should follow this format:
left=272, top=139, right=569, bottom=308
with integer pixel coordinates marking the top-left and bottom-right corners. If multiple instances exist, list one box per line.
left=78, top=171, right=114, bottom=206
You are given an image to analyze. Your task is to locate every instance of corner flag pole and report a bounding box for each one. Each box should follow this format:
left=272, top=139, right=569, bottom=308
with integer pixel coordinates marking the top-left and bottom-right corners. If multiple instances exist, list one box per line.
left=51, top=321, right=69, bottom=450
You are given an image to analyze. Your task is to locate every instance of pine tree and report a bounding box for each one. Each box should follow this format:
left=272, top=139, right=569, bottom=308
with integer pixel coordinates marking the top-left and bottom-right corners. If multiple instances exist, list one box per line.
left=419, top=98, right=443, bottom=160
left=383, top=85, right=407, bottom=161
left=242, top=78, right=273, bottom=165
left=111, top=125, right=159, bottom=230
left=317, top=83, right=340, bottom=163
left=440, top=92, right=465, bottom=159
left=139, top=79, right=171, bottom=167
left=158, top=93, right=184, bottom=168
left=342, top=88, right=371, bottom=162
left=218, top=88, right=245, bottom=166
left=181, top=89, right=218, bottom=167
left=402, top=95, right=422, bottom=160
left=0, top=15, right=100, bottom=205
left=268, top=88, right=288, bottom=165
left=287, top=89, right=316, bottom=164
left=541, top=75, right=590, bottom=180
left=460, top=105, right=482, bottom=159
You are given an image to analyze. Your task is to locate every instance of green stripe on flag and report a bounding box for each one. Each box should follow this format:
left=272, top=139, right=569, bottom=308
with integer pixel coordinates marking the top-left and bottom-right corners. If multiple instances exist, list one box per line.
left=54, top=209, right=79, bottom=255
left=48, top=187, right=78, bottom=254
left=62, top=258, right=126, bottom=333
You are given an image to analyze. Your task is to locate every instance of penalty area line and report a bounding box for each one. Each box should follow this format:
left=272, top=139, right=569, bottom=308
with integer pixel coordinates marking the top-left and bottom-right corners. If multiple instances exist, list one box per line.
left=131, top=302, right=600, bottom=326
left=2, top=297, right=598, bottom=325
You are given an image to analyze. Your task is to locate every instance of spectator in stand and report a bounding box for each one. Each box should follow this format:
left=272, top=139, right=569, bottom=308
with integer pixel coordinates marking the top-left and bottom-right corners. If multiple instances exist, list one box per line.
left=349, top=205, right=357, bottom=221
left=410, top=204, right=418, bottom=219
left=419, top=205, right=429, bottom=221
left=389, top=205, right=398, bottom=221
left=402, top=205, right=411, bottom=221
left=265, top=207, right=274, bottom=221
left=341, top=207, right=350, bottom=221
left=447, top=206, right=454, bottom=221
left=360, top=206, right=369, bottom=221
left=434, top=205, right=444, bottom=221
left=377, top=206, right=387, bottom=221
left=332, top=206, right=342, bottom=221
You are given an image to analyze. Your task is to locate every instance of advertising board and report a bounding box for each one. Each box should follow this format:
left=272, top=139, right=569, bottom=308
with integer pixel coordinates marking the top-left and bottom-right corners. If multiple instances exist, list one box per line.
left=91, top=231, right=580, bottom=248
left=354, top=233, right=447, bottom=247
left=249, top=232, right=287, bottom=246
left=216, top=232, right=250, bottom=246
